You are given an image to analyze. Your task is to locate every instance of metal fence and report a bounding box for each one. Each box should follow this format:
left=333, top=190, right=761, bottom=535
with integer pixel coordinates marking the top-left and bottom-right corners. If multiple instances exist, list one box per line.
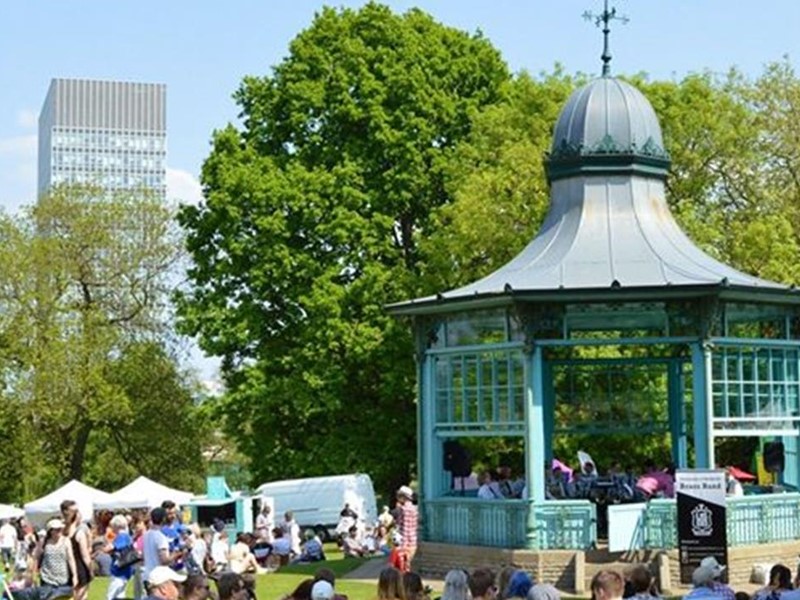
left=423, top=498, right=596, bottom=550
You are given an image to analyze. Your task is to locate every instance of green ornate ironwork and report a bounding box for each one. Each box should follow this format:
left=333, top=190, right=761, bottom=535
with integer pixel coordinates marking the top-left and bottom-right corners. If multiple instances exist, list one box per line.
left=583, top=0, right=629, bottom=76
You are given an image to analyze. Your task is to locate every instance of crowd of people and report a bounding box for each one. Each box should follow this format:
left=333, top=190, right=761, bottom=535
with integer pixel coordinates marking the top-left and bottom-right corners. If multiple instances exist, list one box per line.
left=1, top=482, right=782, bottom=600
left=0, top=482, right=421, bottom=600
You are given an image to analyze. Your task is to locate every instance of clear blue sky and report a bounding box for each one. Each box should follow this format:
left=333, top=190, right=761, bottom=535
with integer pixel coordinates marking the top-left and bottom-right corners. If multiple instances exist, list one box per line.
left=2, top=0, right=800, bottom=378
left=4, top=1, right=800, bottom=213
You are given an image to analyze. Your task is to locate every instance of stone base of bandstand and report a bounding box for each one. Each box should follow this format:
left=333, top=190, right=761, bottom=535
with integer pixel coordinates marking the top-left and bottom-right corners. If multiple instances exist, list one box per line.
left=413, top=541, right=800, bottom=595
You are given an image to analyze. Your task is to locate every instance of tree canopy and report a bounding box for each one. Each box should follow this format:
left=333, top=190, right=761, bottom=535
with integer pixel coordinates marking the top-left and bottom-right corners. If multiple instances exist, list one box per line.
left=179, top=2, right=800, bottom=490
left=177, top=3, right=510, bottom=494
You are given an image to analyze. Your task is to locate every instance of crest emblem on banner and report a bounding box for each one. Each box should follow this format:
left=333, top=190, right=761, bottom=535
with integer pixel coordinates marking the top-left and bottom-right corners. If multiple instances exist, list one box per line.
left=691, top=503, right=713, bottom=536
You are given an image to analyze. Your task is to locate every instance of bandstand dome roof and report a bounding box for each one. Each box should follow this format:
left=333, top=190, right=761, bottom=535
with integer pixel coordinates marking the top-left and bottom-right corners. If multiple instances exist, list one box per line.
left=552, top=77, right=664, bottom=158
left=390, top=75, right=794, bottom=315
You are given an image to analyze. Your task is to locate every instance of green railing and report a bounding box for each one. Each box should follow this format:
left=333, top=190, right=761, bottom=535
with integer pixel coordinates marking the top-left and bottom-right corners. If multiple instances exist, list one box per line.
left=423, top=498, right=596, bottom=550
left=642, top=493, right=800, bottom=548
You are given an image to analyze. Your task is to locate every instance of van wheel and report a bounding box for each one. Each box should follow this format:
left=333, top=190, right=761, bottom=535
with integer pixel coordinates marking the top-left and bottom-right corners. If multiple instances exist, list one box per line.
left=315, top=526, right=330, bottom=543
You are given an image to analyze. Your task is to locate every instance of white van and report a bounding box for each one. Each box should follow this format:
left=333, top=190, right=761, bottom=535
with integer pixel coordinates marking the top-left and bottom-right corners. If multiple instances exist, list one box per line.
left=255, top=473, right=377, bottom=541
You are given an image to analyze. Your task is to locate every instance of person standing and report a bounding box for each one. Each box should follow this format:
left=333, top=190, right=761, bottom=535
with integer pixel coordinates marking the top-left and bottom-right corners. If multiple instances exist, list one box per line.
left=106, top=515, right=136, bottom=600
left=143, top=507, right=178, bottom=585
left=254, top=504, right=273, bottom=543
left=281, top=512, right=301, bottom=556
left=0, top=519, right=17, bottom=571
left=61, top=500, right=93, bottom=600
left=15, top=519, right=76, bottom=600
left=395, top=486, right=418, bottom=572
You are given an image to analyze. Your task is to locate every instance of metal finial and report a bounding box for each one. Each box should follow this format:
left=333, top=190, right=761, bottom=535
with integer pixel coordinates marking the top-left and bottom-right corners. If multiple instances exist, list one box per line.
left=583, top=0, right=629, bottom=76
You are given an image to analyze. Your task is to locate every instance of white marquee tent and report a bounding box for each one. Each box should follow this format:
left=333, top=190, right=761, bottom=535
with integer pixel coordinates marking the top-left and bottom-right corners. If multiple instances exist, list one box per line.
left=0, top=504, right=24, bottom=520
left=97, top=476, right=194, bottom=510
left=24, top=479, right=113, bottom=520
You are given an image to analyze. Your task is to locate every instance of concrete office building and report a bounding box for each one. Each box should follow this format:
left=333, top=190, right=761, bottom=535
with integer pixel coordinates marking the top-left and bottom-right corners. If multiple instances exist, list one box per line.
left=38, top=78, right=166, bottom=198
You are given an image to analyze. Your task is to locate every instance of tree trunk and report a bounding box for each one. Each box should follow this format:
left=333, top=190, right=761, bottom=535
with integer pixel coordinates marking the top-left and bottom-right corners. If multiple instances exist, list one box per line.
left=68, top=419, right=92, bottom=481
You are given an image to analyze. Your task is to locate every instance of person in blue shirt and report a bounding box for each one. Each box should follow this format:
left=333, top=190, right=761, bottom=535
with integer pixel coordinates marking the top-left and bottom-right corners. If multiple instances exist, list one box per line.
left=160, top=501, right=185, bottom=571
left=107, top=515, right=137, bottom=600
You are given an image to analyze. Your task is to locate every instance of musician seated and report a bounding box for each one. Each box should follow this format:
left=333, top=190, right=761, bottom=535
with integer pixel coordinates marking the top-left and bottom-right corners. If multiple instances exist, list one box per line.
left=635, top=461, right=675, bottom=499
left=546, top=467, right=575, bottom=500
left=477, top=470, right=504, bottom=500
left=573, top=461, right=599, bottom=498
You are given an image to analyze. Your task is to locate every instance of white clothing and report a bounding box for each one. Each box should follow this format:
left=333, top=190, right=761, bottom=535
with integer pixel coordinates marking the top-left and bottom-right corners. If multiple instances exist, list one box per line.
left=727, top=478, right=744, bottom=497
left=254, top=513, right=273, bottom=542
left=141, top=528, right=168, bottom=581
left=477, top=483, right=502, bottom=499
left=272, top=537, right=292, bottom=556
left=378, top=510, right=394, bottom=529
left=0, top=524, right=17, bottom=549
left=190, top=538, right=207, bottom=571
left=210, top=533, right=229, bottom=566
left=107, top=576, right=129, bottom=600
left=283, top=519, right=301, bottom=555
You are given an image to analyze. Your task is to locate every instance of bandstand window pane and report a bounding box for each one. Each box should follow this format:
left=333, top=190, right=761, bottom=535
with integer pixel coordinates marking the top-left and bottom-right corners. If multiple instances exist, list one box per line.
left=430, top=349, right=524, bottom=434
left=725, top=303, right=791, bottom=339
left=711, top=344, right=800, bottom=433
left=445, top=310, right=507, bottom=346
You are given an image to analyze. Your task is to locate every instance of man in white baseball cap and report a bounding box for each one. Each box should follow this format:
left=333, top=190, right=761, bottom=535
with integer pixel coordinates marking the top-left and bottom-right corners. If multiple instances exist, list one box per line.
left=146, top=565, right=186, bottom=600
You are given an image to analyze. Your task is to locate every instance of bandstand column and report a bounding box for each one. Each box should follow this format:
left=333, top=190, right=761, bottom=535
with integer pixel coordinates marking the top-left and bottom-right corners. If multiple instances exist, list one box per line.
left=691, top=342, right=715, bottom=468
left=667, top=359, right=688, bottom=468
left=524, top=343, right=546, bottom=549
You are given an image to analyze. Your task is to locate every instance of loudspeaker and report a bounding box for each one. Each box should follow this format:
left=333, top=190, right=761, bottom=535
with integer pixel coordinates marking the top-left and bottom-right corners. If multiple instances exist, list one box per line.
left=443, top=441, right=472, bottom=477
left=763, top=441, right=785, bottom=473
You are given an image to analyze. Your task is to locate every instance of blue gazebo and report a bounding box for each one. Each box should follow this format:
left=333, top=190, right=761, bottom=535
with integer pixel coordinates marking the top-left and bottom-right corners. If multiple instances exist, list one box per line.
left=389, top=73, right=800, bottom=551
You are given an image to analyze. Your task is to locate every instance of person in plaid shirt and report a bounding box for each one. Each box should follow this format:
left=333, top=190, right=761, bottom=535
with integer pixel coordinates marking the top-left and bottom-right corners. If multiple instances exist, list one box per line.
left=395, top=486, right=417, bottom=572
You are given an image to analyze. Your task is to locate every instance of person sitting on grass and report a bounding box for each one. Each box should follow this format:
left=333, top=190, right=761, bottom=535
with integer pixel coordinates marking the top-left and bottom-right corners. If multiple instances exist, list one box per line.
left=183, top=574, right=212, bottom=600
left=228, top=533, right=260, bottom=574
left=404, top=572, right=431, bottom=600
left=270, top=527, right=293, bottom=566
left=341, top=525, right=364, bottom=558
left=216, top=572, right=249, bottom=600
left=295, top=530, right=325, bottom=563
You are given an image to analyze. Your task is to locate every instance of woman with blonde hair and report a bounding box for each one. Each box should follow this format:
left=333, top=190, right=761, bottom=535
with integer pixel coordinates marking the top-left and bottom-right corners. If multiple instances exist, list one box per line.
left=377, top=566, right=407, bottom=600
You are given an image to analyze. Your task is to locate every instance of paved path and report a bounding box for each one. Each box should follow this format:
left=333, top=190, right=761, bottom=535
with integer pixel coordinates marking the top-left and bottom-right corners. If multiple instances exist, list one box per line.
left=341, top=557, right=445, bottom=591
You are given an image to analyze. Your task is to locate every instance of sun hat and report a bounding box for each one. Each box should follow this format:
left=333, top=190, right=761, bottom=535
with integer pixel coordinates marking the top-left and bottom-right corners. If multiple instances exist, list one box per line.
left=311, top=581, right=334, bottom=600
left=46, top=518, right=65, bottom=530
left=148, top=566, right=187, bottom=587
left=700, top=556, right=725, bottom=578
left=397, top=485, right=414, bottom=499
left=692, top=565, right=717, bottom=587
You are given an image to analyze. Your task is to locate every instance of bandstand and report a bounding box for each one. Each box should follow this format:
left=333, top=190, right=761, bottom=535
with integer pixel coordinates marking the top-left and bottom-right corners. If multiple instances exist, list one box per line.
left=388, top=47, right=800, bottom=583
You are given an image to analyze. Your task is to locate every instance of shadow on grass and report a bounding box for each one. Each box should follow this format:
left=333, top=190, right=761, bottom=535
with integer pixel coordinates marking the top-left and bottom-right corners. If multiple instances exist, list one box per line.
left=278, top=557, right=370, bottom=577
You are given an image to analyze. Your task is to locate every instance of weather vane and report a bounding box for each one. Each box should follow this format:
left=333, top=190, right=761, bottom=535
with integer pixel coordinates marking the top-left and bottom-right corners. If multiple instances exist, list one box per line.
left=583, top=0, right=628, bottom=76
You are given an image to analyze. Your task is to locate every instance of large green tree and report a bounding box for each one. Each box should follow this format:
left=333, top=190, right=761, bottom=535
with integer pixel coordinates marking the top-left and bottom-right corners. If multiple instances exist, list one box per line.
left=177, top=3, right=510, bottom=494
left=0, top=184, right=205, bottom=498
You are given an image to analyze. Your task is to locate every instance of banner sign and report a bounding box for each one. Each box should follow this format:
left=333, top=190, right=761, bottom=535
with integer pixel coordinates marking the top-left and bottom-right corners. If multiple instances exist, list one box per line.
left=676, top=469, right=728, bottom=584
